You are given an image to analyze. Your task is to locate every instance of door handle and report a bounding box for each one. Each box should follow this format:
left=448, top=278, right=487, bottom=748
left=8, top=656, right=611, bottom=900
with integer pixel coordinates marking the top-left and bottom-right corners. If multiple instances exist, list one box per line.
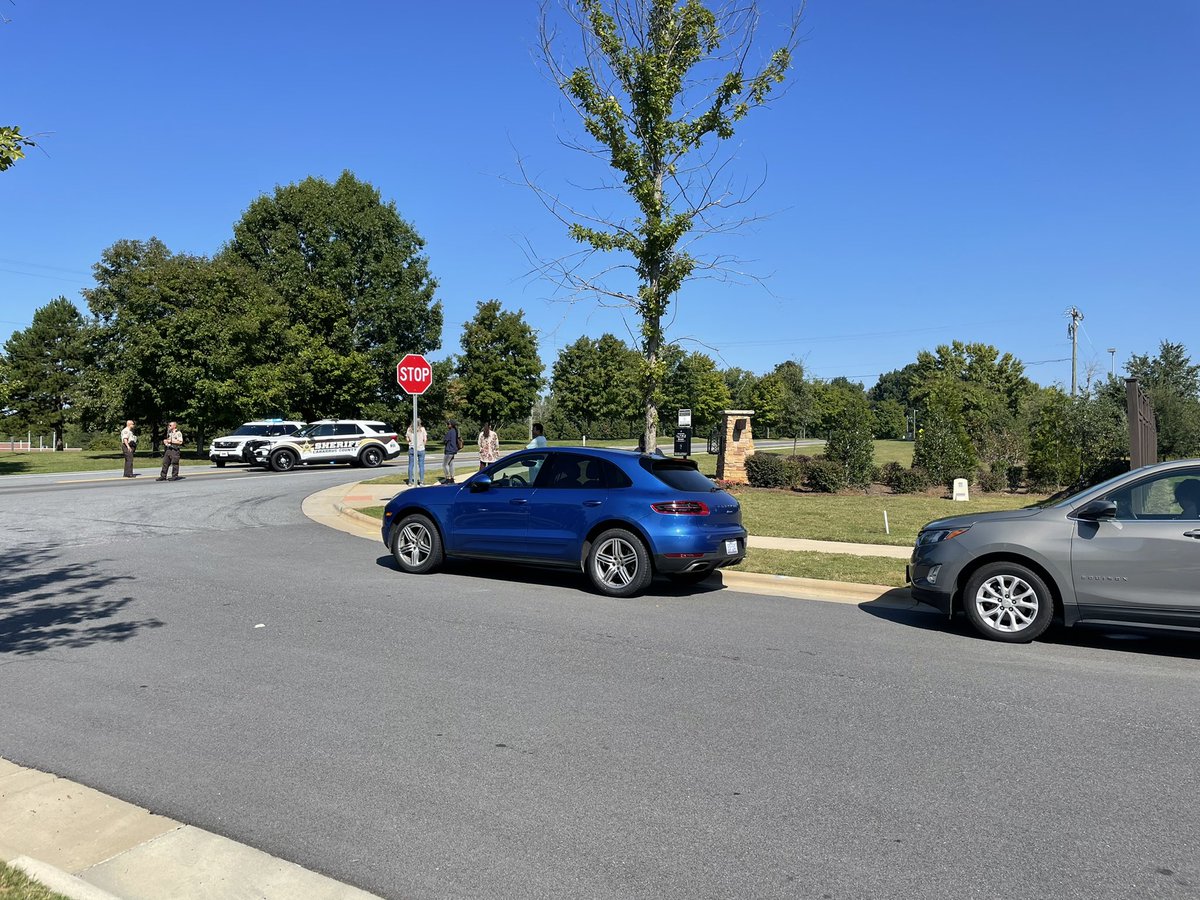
left=510, top=498, right=528, bottom=505
left=583, top=500, right=603, bottom=507
left=1184, top=529, right=1200, bottom=539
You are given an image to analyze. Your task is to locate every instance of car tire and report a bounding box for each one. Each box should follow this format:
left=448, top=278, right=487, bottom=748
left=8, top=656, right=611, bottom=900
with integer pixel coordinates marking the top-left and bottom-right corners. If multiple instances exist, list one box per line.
left=391, top=514, right=444, bottom=574
left=587, top=528, right=652, bottom=598
left=214, top=459, right=226, bottom=468
left=359, top=446, right=384, bottom=468
left=667, top=570, right=713, bottom=586
left=270, top=449, right=298, bottom=473
left=963, top=562, right=1054, bottom=643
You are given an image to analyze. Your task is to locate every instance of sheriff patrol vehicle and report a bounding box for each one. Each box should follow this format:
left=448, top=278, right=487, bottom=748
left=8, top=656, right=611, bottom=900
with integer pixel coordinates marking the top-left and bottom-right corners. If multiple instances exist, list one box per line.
left=246, top=420, right=402, bottom=472
left=208, top=419, right=305, bottom=467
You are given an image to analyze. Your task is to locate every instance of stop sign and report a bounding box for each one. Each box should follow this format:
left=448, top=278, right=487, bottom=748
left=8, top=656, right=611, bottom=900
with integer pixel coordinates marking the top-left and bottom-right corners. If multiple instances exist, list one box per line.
left=396, top=353, right=433, bottom=395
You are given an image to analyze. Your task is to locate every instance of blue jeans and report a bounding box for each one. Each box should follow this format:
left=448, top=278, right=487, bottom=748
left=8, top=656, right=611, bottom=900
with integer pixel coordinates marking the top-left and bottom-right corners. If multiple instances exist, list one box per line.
left=407, top=449, right=426, bottom=484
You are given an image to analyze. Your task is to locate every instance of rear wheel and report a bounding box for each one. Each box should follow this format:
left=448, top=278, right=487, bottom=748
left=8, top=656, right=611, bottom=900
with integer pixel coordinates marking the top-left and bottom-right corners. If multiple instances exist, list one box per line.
left=270, top=449, right=298, bottom=472
left=391, top=514, right=444, bottom=574
left=963, top=562, right=1054, bottom=643
left=587, top=528, right=652, bottom=598
left=359, top=445, right=384, bottom=468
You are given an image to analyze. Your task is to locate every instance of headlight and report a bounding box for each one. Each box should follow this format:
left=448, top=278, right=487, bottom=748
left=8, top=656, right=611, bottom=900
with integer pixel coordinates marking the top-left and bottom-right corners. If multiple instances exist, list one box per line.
left=916, top=526, right=971, bottom=546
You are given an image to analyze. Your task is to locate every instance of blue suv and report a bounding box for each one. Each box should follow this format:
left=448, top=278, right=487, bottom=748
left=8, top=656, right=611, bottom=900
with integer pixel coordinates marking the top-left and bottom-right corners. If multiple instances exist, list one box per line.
left=380, top=447, right=747, bottom=596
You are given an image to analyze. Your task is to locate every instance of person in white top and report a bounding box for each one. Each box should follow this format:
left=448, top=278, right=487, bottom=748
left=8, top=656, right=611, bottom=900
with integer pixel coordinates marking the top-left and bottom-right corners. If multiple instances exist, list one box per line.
left=120, top=420, right=137, bottom=477
left=405, top=418, right=427, bottom=486
left=526, top=422, right=548, bottom=449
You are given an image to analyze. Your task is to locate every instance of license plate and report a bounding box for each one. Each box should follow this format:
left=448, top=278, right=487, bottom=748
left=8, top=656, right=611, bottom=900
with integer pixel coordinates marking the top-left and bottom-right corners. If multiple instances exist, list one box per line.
left=725, top=539, right=739, bottom=555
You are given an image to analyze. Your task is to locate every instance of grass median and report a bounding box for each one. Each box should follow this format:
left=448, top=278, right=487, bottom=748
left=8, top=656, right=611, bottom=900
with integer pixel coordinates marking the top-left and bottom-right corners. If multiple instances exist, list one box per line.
left=0, top=449, right=213, bottom=477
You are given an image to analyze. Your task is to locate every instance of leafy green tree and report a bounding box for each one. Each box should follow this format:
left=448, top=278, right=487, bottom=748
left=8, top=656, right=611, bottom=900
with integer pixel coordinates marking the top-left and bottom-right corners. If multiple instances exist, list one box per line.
left=456, top=300, right=543, bottom=427
left=660, top=346, right=731, bottom=438
left=2, top=297, right=86, bottom=448
left=1124, top=340, right=1200, bottom=459
left=0, top=125, right=36, bottom=171
left=871, top=398, right=907, bottom=441
left=722, top=367, right=758, bottom=410
left=824, top=393, right=875, bottom=488
left=83, top=240, right=293, bottom=448
left=594, top=333, right=642, bottom=435
left=1024, top=385, right=1127, bottom=490
left=537, top=0, right=800, bottom=451
left=912, top=398, right=977, bottom=486
left=226, top=171, right=442, bottom=421
left=869, top=364, right=919, bottom=407
left=551, top=336, right=602, bottom=435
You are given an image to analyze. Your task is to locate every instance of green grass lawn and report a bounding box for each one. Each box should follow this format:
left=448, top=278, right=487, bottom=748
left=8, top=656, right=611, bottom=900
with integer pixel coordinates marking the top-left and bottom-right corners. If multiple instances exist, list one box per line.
left=734, top=489, right=1044, bottom=546
left=0, top=861, right=72, bottom=900
left=0, top=449, right=213, bottom=477
left=736, top=549, right=907, bottom=586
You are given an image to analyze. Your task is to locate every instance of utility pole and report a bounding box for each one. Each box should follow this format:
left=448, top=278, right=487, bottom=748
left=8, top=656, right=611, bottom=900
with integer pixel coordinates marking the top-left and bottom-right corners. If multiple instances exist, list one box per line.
left=1066, top=306, right=1084, bottom=396
left=1107, top=347, right=1117, bottom=377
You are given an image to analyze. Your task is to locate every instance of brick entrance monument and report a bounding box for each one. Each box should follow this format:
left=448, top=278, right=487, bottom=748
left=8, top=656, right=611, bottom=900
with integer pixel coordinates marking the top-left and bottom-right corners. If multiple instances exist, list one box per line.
left=715, top=409, right=755, bottom=484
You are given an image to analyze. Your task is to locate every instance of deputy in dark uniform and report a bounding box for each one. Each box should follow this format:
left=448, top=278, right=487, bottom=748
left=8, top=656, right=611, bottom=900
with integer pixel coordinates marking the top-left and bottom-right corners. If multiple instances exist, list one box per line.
left=157, top=422, right=184, bottom=481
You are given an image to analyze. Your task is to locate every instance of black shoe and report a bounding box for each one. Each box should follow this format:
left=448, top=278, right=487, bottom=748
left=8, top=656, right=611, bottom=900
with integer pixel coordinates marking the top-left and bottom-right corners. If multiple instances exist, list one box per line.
left=156, top=477, right=166, bottom=481
left=168, top=476, right=182, bottom=481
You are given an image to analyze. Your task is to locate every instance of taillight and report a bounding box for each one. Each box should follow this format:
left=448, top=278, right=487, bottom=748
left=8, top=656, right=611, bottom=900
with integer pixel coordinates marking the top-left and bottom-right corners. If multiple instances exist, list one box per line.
left=651, top=500, right=710, bottom=515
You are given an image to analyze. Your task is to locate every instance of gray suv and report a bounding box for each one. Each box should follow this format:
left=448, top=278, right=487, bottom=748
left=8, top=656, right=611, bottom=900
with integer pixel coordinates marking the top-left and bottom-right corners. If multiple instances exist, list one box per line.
left=909, top=459, right=1200, bottom=642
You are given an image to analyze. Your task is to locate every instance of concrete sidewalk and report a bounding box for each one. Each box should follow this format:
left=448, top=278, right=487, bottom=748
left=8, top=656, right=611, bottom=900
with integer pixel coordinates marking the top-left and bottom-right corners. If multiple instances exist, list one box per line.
left=0, top=759, right=380, bottom=899
left=308, top=479, right=925, bottom=610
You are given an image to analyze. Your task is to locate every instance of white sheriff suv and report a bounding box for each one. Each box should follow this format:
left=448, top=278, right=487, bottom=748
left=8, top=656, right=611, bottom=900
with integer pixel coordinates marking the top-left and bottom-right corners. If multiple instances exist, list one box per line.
left=245, top=420, right=402, bottom=472
left=208, top=419, right=306, bottom=467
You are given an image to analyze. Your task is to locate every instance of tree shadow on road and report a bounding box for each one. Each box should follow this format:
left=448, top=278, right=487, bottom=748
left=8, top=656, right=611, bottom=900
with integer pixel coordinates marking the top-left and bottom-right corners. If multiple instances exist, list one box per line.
left=0, top=546, right=164, bottom=655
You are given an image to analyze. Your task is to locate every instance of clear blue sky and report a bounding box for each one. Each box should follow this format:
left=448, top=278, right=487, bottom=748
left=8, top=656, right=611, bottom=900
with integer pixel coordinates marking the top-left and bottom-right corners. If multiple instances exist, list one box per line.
left=3, top=0, right=1197, bottom=391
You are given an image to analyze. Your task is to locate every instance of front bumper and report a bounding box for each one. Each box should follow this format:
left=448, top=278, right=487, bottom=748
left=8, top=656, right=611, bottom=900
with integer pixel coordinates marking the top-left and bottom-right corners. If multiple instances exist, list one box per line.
left=907, top=542, right=969, bottom=615
left=208, top=447, right=245, bottom=462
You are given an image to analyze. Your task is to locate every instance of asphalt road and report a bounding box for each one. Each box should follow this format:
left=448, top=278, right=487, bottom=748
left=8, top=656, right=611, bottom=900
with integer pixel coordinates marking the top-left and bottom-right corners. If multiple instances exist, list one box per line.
left=1, top=463, right=1198, bottom=899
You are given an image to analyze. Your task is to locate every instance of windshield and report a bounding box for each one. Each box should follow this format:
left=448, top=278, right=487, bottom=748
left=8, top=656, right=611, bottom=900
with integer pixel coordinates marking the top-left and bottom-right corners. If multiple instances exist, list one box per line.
left=1028, top=468, right=1135, bottom=509
left=230, top=424, right=271, bottom=436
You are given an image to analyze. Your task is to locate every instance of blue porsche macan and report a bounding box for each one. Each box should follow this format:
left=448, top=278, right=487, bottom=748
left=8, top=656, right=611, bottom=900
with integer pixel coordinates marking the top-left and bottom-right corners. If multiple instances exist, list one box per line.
left=381, top=447, right=747, bottom=597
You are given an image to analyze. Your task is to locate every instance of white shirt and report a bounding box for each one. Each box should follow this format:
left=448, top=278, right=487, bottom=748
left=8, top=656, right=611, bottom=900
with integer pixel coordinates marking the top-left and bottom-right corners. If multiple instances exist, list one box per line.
left=406, top=426, right=427, bottom=452
left=526, top=435, right=548, bottom=449
left=121, top=426, right=136, bottom=446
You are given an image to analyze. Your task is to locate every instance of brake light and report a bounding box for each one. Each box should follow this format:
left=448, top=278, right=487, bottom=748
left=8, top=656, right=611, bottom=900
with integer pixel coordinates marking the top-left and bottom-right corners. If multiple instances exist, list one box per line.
left=651, top=500, right=710, bottom=515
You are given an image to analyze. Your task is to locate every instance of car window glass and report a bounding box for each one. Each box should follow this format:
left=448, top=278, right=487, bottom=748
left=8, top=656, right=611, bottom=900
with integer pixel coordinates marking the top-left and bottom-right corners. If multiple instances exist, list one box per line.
left=309, top=424, right=336, bottom=438
left=1104, top=469, right=1200, bottom=520
left=537, top=454, right=607, bottom=489
left=487, top=454, right=547, bottom=488
left=334, top=423, right=363, bottom=436
left=600, top=459, right=632, bottom=489
left=642, top=457, right=715, bottom=492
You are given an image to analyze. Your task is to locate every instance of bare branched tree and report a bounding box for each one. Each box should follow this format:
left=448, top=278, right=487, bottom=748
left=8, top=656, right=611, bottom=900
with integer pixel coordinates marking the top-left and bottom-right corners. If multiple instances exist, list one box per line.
left=529, top=0, right=803, bottom=450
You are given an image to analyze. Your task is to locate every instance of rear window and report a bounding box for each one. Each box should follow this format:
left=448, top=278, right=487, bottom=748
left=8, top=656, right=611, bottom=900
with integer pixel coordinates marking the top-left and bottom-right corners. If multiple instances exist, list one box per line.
left=642, top=458, right=715, bottom=492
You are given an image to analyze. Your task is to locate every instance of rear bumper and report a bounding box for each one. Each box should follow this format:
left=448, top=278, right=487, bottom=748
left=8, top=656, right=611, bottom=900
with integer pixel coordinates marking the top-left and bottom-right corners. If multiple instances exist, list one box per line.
left=652, top=531, right=747, bottom=574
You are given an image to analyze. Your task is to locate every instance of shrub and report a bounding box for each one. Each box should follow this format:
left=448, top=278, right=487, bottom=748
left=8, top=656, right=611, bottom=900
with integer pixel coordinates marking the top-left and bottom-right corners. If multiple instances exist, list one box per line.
left=977, top=468, right=1008, bottom=493
left=912, top=407, right=976, bottom=485
left=1006, top=465, right=1025, bottom=491
left=781, top=454, right=811, bottom=489
left=879, top=461, right=905, bottom=486
left=805, top=458, right=848, bottom=493
left=888, top=466, right=930, bottom=494
left=825, top=398, right=875, bottom=487
left=745, top=452, right=789, bottom=488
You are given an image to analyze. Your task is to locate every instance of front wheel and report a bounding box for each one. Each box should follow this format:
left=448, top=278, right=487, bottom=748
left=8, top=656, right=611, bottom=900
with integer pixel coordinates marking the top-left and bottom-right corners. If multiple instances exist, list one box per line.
left=587, top=528, right=652, bottom=598
left=391, top=514, right=444, bottom=574
left=963, top=562, right=1054, bottom=643
left=270, top=449, right=298, bottom=472
left=214, top=459, right=226, bottom=468
left=359, top=446, right=384, bottom=468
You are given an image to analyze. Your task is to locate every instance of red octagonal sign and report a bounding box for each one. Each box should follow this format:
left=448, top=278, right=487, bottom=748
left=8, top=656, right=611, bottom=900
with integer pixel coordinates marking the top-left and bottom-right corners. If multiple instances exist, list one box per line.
left=396, top=353, right=433, bottom=395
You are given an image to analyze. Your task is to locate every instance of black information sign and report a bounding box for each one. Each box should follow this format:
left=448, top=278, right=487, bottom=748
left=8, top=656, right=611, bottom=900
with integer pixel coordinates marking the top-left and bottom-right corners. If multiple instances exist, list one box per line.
left=674, top=426, right=692, bottom=457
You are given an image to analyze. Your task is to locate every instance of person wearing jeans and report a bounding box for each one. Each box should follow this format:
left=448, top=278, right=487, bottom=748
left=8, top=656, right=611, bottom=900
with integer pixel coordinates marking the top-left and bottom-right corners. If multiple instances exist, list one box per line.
left=406, top=418, right=427, bottom=486
left=443, top=420, right=461, bottom=483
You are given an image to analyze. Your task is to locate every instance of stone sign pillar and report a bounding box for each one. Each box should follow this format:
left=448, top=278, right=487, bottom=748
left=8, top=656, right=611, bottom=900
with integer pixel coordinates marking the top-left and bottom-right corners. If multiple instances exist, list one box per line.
left=715, top=410, right=755, bottom=484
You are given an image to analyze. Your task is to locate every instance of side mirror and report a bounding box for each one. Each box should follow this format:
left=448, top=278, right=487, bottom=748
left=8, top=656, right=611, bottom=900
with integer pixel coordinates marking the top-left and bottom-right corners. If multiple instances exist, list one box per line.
left=1074, top=499, right=1117, bottom=521
left=470, top=473, right=492, bottom=493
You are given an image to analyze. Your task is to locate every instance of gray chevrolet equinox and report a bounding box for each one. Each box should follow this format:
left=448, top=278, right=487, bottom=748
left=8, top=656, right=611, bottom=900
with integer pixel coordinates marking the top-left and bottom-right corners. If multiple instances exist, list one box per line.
left=909, top=458, right=1200, bottom=642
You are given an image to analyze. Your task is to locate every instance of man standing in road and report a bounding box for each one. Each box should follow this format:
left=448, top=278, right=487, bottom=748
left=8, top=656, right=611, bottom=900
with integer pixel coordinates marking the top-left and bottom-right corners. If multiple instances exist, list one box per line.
left=120, top=420, right=138, bottom=477
left=157, top=421, right=184, bottom=482
left=406, top=417, right=427, bottom=486
left=442, top=420, right=462, bottom=483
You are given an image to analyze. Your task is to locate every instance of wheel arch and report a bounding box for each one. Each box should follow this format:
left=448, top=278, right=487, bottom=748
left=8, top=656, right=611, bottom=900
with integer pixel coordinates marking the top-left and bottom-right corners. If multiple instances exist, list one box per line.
left=387, top=505, right=447, bottom=551
left=580, top=518, right=655, bottom=572
left=954, top=552, right=1069, bottom=623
